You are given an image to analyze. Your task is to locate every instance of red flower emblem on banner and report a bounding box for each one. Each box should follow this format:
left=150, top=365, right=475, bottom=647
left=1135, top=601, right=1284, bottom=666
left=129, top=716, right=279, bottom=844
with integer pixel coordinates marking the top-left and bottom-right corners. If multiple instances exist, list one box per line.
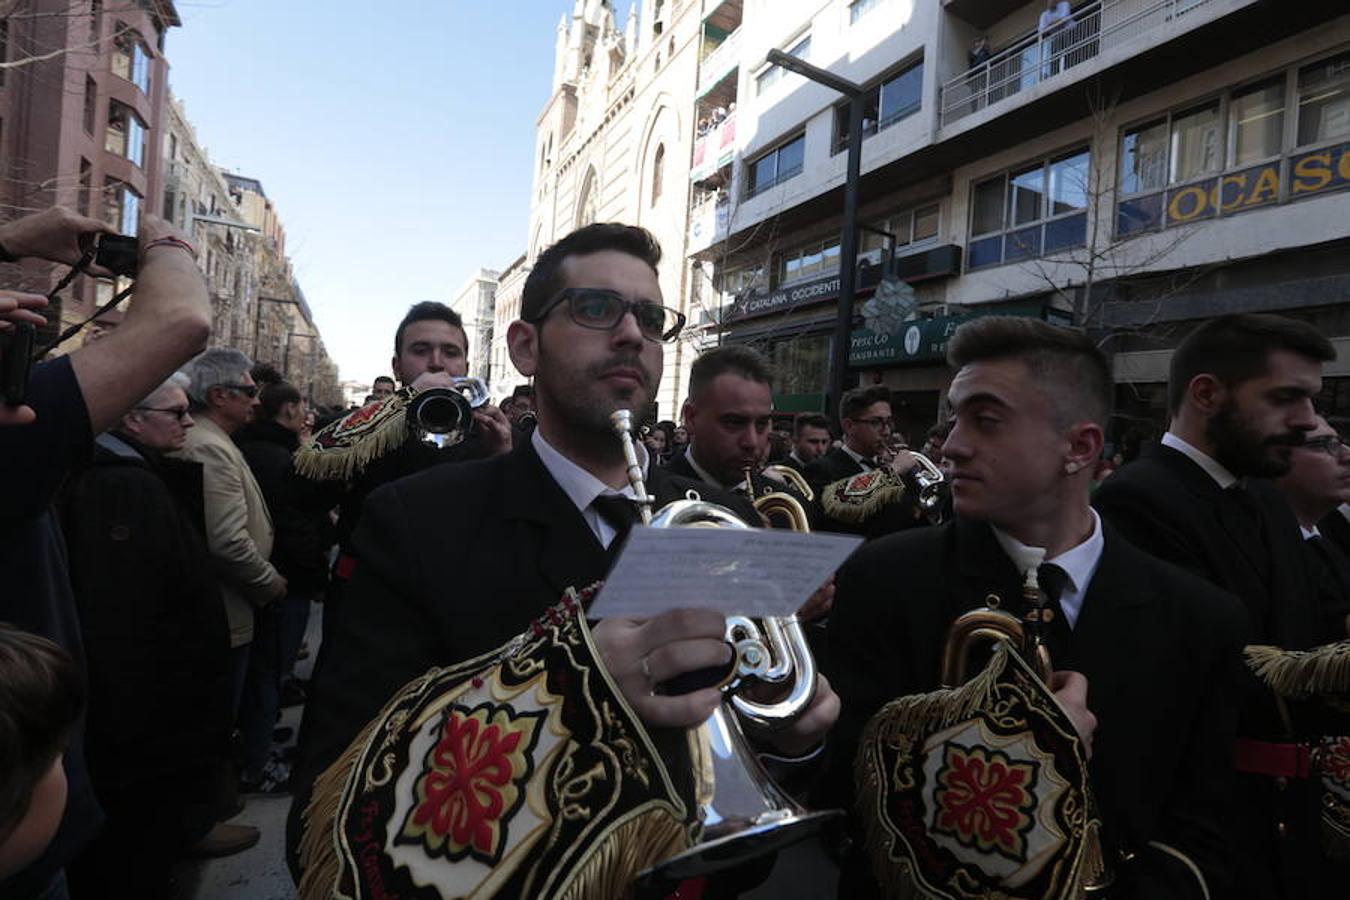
left=401, top=703, right=543, bottom=864
left=932, top=744, right=1038, bottom=862
left=844, top=472, right=879, bottom=494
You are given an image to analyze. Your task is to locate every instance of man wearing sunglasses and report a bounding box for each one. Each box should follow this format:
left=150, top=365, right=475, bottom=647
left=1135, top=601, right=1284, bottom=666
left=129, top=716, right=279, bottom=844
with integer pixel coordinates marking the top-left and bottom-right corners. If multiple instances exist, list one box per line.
left=61, top=372, right=243, bottom=889
left=174, top=348, right=286, bottom=730
left=291, top=223, right=840, bottom=894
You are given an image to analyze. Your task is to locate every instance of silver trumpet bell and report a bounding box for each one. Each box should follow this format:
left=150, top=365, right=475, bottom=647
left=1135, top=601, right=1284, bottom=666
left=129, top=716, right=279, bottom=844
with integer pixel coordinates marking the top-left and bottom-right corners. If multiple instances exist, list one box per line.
left=609, top=411, right=841, bottom=886
left=406, top=376, right=490, bottom=448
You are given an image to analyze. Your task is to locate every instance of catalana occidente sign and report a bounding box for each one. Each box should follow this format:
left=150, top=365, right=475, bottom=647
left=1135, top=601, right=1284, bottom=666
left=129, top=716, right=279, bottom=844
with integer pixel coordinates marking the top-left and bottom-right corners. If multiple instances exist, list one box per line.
left=728, top=272, right=841, bottom=322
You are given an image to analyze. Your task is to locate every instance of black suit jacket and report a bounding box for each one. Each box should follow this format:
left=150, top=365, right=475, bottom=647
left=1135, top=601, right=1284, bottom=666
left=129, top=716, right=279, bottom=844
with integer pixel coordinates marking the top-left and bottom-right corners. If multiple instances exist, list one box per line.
left=1093, top=443, right=1330, bottom=898
left=288, top=438, right=758, bottom=873
left=803, top=445, right=865, bottom=490
left=823, top=518, right=1246, bottom=900
left=663, top=451, right=815, bottom=528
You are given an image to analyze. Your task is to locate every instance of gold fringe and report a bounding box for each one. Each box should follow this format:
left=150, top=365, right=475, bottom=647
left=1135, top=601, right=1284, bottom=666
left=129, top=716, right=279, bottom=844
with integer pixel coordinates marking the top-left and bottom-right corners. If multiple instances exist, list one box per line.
left=868, top=644, right=1007, bottom=740
left=293, top=398, right=411, bottom=482
left=296, top=710, right=389, bottom=900
left=556, top=808, right=691, bottom=900
left=1243, top=641, right=1350, bottom=698
left=821, top=471, right=906, bottom=524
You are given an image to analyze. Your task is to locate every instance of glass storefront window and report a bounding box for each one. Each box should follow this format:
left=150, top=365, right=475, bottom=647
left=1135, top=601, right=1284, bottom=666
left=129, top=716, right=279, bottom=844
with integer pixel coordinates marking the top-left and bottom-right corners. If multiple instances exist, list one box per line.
left=1169, top=102, right=1221, bottom=184
left=1230, top=79, right=1285, bottom=165
left=1297, top=50, right=1350, bottom=147
left=769, top=333, right=829, bottom=396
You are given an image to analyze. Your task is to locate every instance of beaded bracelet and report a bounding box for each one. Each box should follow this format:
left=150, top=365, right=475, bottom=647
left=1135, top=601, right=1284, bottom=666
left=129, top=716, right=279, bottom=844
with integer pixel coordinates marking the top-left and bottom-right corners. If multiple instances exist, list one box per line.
left=143, top=235, right=196, bottom=258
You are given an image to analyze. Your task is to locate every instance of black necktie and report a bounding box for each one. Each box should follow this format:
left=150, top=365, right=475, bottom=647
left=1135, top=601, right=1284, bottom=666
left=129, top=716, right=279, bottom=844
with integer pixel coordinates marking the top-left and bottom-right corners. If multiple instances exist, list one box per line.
left=591, top=494, right=642, bottom=552
left=1036, top=562, right=1075, bottom=664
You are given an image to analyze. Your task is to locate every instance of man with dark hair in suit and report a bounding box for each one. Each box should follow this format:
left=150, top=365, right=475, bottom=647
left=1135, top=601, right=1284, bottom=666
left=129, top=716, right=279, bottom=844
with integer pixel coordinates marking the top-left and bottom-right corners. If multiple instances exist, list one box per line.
left=1277, top=415, right=1350, bottom=640
left=667, top=344, right=810, bottom=507
left=786, top=413, right=831, bottom=474
left=805, top=385, right=927, bottom=537
left=1094, top=312, right=1337, bottom=899
left=289, top=223, right=840, bottom=890
left=826, top=316, right=1246, bottom=899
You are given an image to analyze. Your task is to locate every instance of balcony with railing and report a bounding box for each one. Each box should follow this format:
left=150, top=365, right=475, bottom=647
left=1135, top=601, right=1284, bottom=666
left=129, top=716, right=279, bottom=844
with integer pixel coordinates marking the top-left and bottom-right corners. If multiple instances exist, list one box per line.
left=699, top=26, right=742, bottom=94
left=691, top=109, right=737, bottom=183
left=940, top=0, right=1221, bottom=129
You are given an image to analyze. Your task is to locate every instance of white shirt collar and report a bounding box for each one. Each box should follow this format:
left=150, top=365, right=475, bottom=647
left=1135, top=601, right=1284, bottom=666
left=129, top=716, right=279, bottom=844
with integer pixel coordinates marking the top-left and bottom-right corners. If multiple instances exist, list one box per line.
left=1302, top=525, right=1322, bottom=540
left=991, top=510, right=1104, bottom=629
left=1161, top=431, right=1239, bottom=490
left=788, top=450, right=806, bottom=467
left=1339, top=503, right=1350, bottom=524
left=531, top=428, right=647, bottom=515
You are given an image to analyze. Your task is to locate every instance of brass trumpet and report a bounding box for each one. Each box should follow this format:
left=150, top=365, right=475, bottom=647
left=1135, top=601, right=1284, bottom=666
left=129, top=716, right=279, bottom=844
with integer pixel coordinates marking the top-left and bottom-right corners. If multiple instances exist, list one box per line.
left=761, top=463, right=815, bottom=503
left=609, top=410, right=840, bottom=883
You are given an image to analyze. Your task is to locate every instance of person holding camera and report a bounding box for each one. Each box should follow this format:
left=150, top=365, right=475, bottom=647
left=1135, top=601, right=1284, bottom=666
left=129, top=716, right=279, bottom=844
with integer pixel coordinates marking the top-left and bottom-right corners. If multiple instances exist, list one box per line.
left=0, top=207, right=210, bottom=900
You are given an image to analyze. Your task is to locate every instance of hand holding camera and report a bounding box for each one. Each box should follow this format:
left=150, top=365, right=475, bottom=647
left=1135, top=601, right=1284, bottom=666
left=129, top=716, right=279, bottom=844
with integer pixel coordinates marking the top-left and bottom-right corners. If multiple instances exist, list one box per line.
left=0, top=206, right=115, bottom=275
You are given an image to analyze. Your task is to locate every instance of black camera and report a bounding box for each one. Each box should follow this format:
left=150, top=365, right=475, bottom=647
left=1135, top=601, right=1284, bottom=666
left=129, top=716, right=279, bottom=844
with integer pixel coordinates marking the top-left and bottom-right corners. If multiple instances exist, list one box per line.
left=0, top=322, right=34, bottom=407
left=95, top=233, right=138, bottom=278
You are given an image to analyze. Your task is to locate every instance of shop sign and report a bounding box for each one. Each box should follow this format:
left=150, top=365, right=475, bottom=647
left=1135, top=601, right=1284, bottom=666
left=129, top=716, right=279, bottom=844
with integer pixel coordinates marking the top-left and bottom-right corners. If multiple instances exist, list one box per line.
left=728, top=272, right=842, bottom=323
left=850, top=314, right=974, bottom=366
left=849, top=306, right=1048, bottom=367
left=1117, top=140, right=1350, bottom=234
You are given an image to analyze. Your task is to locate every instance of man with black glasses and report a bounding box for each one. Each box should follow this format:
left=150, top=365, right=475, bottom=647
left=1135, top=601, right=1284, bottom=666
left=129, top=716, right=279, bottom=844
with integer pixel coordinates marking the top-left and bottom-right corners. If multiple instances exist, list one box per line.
left=805, top=385, right=926, bottom=538
left=290, top=223, right=839, bottom=894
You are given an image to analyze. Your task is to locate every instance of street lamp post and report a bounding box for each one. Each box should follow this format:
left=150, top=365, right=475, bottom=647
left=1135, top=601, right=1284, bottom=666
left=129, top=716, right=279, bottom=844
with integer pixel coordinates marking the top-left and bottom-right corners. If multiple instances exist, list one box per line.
left=765, top=49, right=865, bottom=423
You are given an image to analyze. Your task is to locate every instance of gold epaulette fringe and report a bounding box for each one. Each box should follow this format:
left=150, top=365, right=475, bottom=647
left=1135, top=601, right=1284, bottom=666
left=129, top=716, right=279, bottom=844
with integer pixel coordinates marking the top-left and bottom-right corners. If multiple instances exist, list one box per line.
left=1243, top=641, right=1350, bottom=698
left=821, top=469, right=906, bottom=524
left=293, top=393, right=412, bottom=482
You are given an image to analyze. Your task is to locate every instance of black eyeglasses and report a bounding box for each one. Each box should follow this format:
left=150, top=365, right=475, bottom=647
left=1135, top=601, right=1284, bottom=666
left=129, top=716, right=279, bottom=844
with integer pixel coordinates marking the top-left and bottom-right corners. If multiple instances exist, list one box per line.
left=219, top=383, right=258, bottom=398
left=135, top=406, right=191, bottom=421
left=853, top=416, right=894, bottom=430
left=1302, top=435, right=1346, bottom=457
left=534, top=288, right=686, bottom=342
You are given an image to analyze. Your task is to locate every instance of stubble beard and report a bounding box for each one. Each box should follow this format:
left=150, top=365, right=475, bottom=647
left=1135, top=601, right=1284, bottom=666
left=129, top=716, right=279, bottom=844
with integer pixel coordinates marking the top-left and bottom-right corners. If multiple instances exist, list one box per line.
left=536, top=344, right=657, bottom=451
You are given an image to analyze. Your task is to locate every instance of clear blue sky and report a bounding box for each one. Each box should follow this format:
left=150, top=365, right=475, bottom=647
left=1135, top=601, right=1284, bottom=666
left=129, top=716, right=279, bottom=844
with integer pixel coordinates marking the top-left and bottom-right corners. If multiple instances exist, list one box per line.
left=168, top=0, right=577, bottom=385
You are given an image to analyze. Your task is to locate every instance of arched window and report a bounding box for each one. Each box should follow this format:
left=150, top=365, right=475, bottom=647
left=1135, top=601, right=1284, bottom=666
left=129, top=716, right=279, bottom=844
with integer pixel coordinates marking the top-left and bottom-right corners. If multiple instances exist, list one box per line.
left=577, top=168, right=598, bottom=227
left=651, top=144, right=666, bottom=207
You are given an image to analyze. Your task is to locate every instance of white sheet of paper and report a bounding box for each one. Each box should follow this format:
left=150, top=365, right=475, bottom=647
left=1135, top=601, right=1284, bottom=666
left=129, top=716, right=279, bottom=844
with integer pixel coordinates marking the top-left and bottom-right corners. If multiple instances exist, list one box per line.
left=588, top=526, right=864, bottom=620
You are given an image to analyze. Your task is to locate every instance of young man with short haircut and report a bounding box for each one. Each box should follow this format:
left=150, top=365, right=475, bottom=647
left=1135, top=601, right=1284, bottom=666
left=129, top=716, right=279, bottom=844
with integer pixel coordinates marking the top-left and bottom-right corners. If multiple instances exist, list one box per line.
left=827, top=317, right=1246, bottom=899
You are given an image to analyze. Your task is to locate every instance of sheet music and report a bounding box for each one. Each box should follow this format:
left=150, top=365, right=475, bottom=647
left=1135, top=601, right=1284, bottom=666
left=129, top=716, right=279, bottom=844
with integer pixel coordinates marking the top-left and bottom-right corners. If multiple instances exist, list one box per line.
left=588, top=526, right=863, bottom=620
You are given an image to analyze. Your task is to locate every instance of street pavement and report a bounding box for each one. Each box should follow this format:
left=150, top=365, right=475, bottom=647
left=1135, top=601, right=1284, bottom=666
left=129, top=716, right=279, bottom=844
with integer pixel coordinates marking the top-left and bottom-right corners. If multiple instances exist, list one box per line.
left=168, top=601, right=840, bottom=899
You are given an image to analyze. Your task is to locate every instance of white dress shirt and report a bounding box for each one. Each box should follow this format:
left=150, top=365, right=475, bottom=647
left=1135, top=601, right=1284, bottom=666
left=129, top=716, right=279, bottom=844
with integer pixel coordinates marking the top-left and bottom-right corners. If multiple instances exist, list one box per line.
left=1161, top=431, right=1239, bottom=490
left=531, top=429, right=648, bottom=549
left=992, top=510, right=1105, bottom=629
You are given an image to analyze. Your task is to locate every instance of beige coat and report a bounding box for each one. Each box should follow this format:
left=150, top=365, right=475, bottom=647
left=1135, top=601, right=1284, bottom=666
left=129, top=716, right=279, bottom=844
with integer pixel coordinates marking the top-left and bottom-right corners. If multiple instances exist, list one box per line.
left=173, top=416, right=285, bottom=647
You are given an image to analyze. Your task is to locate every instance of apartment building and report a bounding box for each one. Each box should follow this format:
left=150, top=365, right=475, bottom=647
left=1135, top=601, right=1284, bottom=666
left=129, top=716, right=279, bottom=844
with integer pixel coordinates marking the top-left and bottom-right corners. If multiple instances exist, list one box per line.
left=489, top=253, right=528, bottom=399
left=0, top=0, right=179, bottom=342
left=688, top=0, right=1349, bottom=441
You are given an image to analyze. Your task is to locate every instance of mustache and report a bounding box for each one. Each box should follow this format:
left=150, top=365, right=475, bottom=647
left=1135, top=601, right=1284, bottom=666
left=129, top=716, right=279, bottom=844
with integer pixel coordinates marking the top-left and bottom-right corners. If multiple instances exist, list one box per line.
left=587, top=353, right=652, bottom=386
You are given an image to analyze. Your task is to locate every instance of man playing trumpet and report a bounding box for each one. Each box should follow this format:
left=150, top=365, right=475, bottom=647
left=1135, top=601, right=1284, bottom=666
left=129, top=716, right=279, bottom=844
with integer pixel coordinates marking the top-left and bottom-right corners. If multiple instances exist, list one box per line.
left=289, top=224, right=839, bottom=896
left=824, top=317, right=1246, bottom=899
